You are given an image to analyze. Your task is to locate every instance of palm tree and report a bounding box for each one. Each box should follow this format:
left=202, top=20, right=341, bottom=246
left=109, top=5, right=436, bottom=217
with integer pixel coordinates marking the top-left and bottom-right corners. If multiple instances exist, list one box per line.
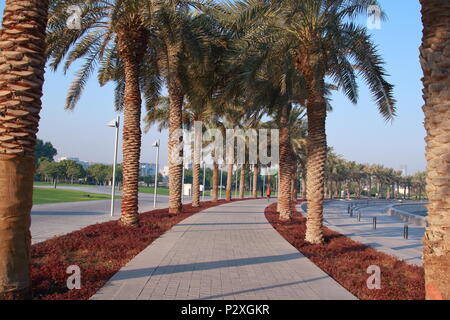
left=156, top=3, right=218, bottom=213
left=217, top=104, right=250, bottom=201
left=219, top=0, right=395, bottom=243
left=238, top=164, right=246, bottom=198
left=252, top=164, right=259, bottom=198
left=222, top=33, right=307, bottom=220
left=46, top=0, right=163, bottom=227
left=364, top=164, right=375, bottom=198
left=0, top=0, right=49, bottom=299
left=419, top=0, right=450, bottom=300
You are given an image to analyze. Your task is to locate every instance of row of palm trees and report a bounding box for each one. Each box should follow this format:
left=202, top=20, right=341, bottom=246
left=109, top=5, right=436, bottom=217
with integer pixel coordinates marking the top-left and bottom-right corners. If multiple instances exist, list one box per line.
left=325, top=150, right=427, bottom=200
left=0, top=0, right=448, bottom=300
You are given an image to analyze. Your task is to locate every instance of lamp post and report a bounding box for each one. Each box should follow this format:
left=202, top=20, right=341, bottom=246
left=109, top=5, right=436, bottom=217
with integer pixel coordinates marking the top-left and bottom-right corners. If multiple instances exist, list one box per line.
left=152, top=139, right=160, bottom=208
left=249, top=164, right=252, bottom=199
left=219, top=164, right=223, bottom=199
left=107, top=116, right=120, bottom=217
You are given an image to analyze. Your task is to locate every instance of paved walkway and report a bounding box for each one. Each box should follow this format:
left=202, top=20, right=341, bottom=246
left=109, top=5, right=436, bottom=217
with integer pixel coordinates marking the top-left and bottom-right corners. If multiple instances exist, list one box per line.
left=92, top=199, right=355, bottom=300
left=299, top=200, right=424, bottom=266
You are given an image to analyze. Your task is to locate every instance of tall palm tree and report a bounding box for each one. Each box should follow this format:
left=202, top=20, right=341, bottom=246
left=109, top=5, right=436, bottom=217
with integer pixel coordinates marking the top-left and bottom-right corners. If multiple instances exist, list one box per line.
left=219, top=0, right=395, bottom=243
left=144, top=20, right=229, bottom=208
left=238, top=164, right=246, bottom=198
left=156, top=3, right=216, bottom=213
left=419, top=0, right=450, bottom=300
left=46, top=0, right=163, bottom=227
left=0, top=0, right=49, bottom=299
left=217, top=104, right=249, bottom=201
left=223, top=32, right=307, bottom=220
left=252, top=164, right=259, bottom=198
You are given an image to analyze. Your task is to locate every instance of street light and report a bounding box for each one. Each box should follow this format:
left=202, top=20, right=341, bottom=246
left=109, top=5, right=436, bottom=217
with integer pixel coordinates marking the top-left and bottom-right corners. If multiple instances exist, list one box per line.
left=248, top=165, right=251, bottom=199
left=152, top=139, right=160, bottom=208
left=106, top=116, right=120, bottom=217
left=219, top=164, right=223, bottom=199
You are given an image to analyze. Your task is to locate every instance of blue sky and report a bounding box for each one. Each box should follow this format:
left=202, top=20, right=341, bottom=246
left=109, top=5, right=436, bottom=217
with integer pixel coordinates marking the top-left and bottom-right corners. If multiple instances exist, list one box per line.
left=0, top=0, right=426, bottom=173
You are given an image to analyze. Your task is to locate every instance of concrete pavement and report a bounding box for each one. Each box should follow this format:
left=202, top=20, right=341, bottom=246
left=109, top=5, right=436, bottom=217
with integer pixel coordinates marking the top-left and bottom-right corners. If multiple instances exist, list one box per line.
left=300, top=200, right=424, bottom=266
left=92, top=199, right=356, bottom=300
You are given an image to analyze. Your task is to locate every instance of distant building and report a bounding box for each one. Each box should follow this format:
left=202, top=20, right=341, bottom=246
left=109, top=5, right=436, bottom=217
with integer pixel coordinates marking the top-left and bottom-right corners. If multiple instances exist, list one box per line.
left=56, top=157, right=90, bottom=168
left=140, top=163, right=156, bottom=176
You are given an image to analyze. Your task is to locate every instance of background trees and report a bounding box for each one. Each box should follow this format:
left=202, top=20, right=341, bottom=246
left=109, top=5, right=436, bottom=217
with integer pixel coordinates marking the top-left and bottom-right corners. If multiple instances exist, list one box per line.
left=35, top=139, right=57, bottom=163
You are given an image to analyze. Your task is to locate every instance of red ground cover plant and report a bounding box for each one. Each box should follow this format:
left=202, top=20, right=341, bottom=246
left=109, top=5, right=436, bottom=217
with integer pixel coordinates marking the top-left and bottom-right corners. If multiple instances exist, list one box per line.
left=31, top=199, right=249, bottom=300
left=265, top=202, right=425, bottom=300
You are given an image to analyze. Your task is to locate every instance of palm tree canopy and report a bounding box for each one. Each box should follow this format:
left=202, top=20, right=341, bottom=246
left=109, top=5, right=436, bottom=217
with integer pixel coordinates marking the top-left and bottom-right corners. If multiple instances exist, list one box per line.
left=215, top=0, right=396, bottom=120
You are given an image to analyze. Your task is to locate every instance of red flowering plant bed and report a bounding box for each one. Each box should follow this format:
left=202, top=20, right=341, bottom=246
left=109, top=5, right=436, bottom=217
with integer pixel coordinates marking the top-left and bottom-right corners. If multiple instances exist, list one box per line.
left=31, top=199, right=249, bottom=300
left=265, top=202, right=425, bottom=300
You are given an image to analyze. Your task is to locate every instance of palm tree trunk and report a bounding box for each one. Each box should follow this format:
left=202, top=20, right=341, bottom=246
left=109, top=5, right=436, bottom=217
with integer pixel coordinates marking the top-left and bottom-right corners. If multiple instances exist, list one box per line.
left=211, top=161, right=219, bottom=202
left=167, top=44, right=183, bottom=214
left=377, top=180, right=381, bottom=198
left=252, top=164, right=258, bottom=198
left=278, top=104, right=292, bottom=221
left=117, top=28, right=147, bottom=227
left=192, top=163, right=200, bottom=207
left=300, top=163, right=307, bottom=200
left=291, top=167, right=298, bottom=201
left=225, top=164, right=233, bottom=201
left=420, top=0, right=450, bottom=300
left=239, top=164, right=246, bottom=198
left=304, top=90, right=327, bottom=244
left=0, top=0, right=49, bottom=299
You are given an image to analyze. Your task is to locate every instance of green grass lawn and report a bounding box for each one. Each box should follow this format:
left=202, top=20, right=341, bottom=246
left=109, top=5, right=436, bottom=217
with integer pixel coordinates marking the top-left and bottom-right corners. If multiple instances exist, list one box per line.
left=34, top=181, right=96, bottom=188
left=138, top=186, right=170, bottom=195
left=33, top=188, right=115, bottom=205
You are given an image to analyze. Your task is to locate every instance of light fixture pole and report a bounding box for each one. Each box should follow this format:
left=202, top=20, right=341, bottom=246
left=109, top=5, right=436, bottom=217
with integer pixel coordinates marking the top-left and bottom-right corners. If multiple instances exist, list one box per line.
left=152, top=139, right=160, bottom=208
left=249, top=164, right=252, bottom=199
left=107, top=116, right=120, bottom=217
left=219, top=164, right=223, bottom=199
